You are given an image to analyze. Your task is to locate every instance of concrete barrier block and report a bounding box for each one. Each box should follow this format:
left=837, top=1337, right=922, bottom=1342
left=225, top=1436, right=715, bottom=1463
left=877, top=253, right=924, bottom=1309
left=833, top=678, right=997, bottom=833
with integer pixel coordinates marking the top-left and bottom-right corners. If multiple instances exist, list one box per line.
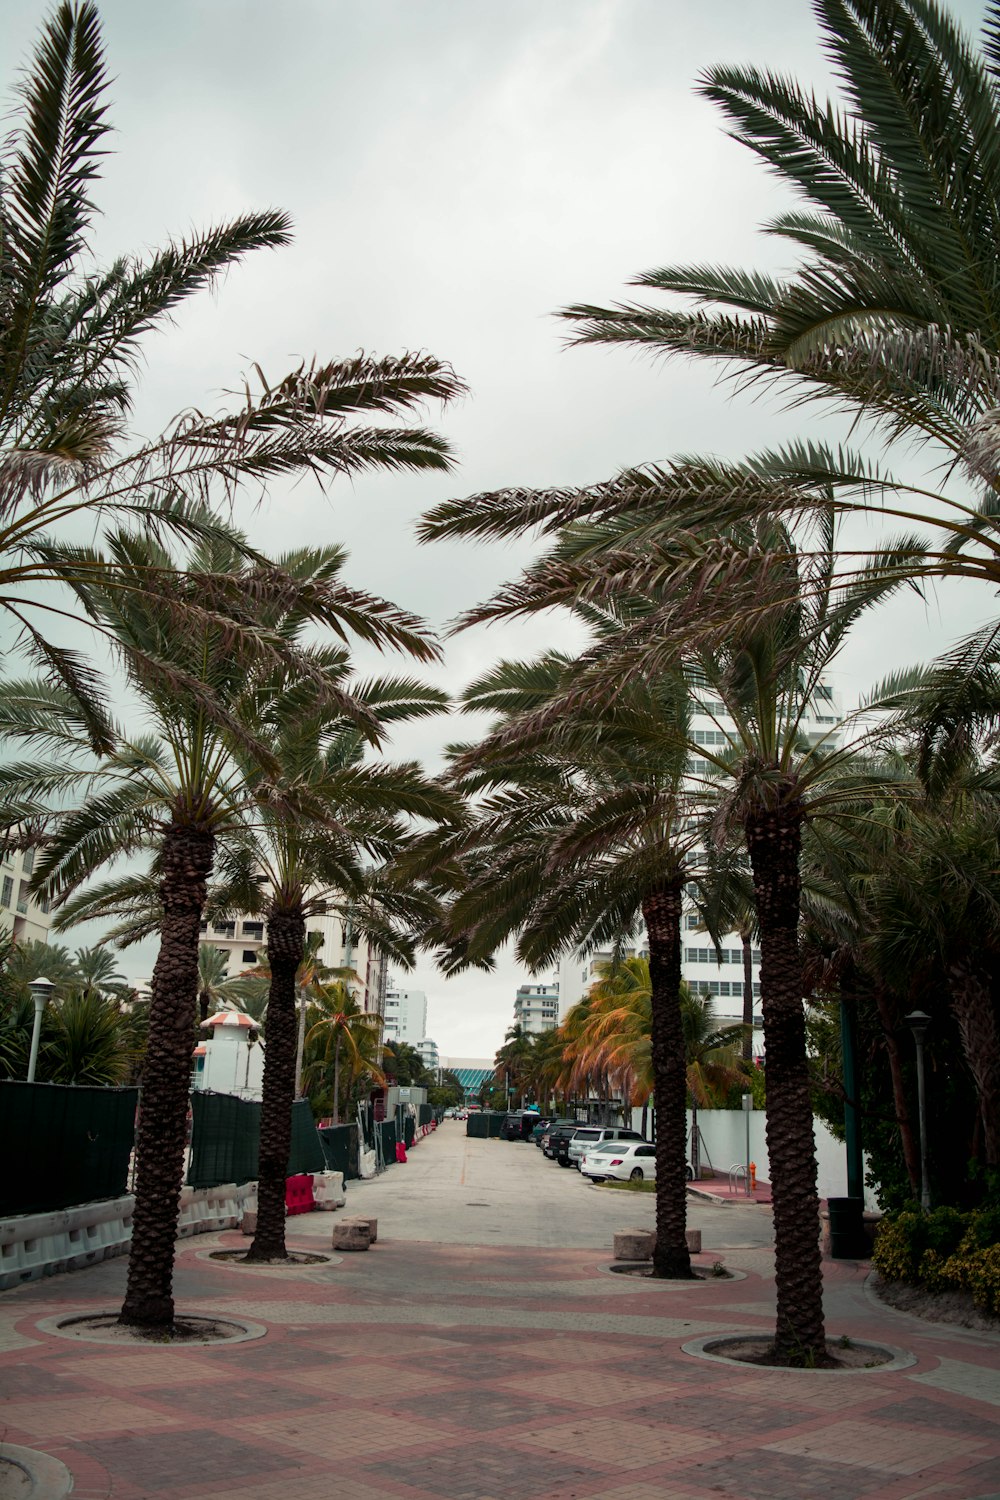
left=685, top=1229, right=702, bottom=1254
left=613, top=1229, right=655, bottom=1261
left=332, top=1220, right=371, bottom=1252
left=241, top=1211, right=257, bottom=1236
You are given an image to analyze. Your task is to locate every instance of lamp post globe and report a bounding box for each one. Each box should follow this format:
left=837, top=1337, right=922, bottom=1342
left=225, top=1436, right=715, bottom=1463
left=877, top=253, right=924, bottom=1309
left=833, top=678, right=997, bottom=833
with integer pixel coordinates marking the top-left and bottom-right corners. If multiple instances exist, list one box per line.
left=26, top=976, right=56, bottom=1083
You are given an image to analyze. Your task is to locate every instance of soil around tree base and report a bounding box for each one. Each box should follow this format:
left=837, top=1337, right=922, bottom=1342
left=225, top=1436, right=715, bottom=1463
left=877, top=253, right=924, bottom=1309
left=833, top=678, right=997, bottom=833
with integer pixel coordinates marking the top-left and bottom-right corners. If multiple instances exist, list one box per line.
left=209, top=1249, right=332, bottom=1266
left=36, top=1311, right=267, bottom=1347
left=700, top=1334, right=895, bottom=1369
left=609, top=1262, right=735, bottom=1281
left=870, top=1272, right=1000, bottom=1332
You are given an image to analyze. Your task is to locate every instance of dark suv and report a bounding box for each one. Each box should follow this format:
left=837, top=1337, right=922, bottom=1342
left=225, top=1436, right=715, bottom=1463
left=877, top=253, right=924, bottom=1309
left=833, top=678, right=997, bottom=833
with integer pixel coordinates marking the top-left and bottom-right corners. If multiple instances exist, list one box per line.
left=500, top=1112, right=541, bottom=1141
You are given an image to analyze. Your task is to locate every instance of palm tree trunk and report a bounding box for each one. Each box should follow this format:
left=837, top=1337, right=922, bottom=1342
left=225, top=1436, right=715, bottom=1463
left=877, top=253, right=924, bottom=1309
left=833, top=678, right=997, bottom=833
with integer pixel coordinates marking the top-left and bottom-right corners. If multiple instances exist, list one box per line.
left=120, top=821, right=214, bottom=1329
left=745, top=796, right=826, bottom=1365
left=741, top=930, right=754, bottom=1062
left=332, top=1032, right=342, bottom=1126
left=873, top=984, right=920, bottom=1196
left=246, top=902, right=305, bottom=1262
left=294, top=983, right=307, bottom=1097
left=643, top=875, right=692, bottom=1279
left=947, top=959, right=1000, bottom=1169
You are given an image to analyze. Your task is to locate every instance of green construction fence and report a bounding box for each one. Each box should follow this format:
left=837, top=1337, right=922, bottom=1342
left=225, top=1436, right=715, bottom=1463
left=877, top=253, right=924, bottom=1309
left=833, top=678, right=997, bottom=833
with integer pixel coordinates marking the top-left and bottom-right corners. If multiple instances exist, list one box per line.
left=0, top=1081, right=138, bottom=1216
left=187, top=1091, right=325, bottom=1188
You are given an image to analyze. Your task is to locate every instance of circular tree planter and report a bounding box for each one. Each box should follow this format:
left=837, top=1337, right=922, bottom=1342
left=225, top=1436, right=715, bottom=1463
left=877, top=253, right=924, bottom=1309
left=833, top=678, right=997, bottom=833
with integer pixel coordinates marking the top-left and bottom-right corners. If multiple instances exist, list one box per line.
left=0, top=1446, right=73, bottom=1500
left=35, top=1312, right=267, bottom=1347
left=199, top=1249, right=338, bottom=1269
left=681, top=1332, right=915, bottom=1372
left=606, top=1262, right=747, bottom=1283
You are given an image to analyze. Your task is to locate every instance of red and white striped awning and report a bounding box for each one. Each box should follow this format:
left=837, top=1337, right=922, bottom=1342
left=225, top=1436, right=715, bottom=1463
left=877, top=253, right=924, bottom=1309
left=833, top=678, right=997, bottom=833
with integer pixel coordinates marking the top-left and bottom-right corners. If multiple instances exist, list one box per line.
left=202, top=1009, right=255, bottom=1028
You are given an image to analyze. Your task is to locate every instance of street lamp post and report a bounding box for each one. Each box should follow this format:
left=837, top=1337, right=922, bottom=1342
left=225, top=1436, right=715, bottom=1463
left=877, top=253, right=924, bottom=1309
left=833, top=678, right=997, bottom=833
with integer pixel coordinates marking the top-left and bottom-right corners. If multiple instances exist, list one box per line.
left=904, top=1009, right=932, bottom=1212
left=26, top=976, right=56, bottom=1083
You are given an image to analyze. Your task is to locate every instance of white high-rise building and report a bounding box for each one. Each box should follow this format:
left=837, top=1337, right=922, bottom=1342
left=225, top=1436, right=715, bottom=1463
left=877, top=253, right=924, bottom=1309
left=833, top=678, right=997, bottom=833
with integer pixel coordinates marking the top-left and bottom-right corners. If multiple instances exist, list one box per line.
left=383, top=979, right=428, bottom=1047
left=0, top=847, right=53, bottom=945
left=513, top=979, right=560, bottom=1035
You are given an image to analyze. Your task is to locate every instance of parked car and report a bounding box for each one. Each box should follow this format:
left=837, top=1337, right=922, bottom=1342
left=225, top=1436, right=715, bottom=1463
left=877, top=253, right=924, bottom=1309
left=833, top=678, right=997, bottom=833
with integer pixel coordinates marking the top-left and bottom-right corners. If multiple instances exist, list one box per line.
left=564, top=1126, right=644, bottom=1169
left=500, top=1111, right=541, bottom=1141
left=580, top=1140, right=657, bottom=1183
left=536, top=1117, right=576, bottom=1150
left=543, top=1122, right=583, bottom=1160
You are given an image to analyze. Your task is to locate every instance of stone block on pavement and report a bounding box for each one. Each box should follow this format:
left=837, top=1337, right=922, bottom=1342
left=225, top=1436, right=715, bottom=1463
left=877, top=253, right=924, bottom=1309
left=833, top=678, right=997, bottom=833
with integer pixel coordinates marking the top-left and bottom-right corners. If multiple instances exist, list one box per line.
left=241, top=1211, right=257, bottom=1236
left=613, top=1228, right=655, bottom=1261
left=332, top=1219, right=371, bottom=1252
left=686, top=1228, right=702, bottom=1253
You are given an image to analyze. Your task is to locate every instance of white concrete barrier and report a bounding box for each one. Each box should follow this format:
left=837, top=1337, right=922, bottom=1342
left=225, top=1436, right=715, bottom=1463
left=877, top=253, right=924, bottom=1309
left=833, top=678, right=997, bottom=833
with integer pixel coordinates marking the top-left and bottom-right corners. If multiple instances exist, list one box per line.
left=0, top=1181, right=258, bottom=1290
left=312, top=1171, right=346, bottom=1210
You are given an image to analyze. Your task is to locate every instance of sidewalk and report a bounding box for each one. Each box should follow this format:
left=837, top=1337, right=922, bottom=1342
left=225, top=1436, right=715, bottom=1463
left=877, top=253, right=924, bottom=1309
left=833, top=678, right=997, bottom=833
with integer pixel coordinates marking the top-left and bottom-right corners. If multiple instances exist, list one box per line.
left=1, top=1141, right=998, bottom=1499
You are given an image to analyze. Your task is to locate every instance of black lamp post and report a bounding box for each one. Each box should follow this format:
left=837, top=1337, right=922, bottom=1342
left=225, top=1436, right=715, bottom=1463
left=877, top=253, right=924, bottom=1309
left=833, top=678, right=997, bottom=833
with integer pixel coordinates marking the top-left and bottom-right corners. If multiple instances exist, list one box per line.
left=904, top=1009, right=932, bottom=1212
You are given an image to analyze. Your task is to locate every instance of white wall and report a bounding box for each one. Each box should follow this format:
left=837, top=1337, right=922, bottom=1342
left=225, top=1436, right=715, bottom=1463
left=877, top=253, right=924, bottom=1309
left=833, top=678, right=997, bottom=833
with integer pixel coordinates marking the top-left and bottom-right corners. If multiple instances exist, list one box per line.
left=628, top=1106, right=877, bottom=1210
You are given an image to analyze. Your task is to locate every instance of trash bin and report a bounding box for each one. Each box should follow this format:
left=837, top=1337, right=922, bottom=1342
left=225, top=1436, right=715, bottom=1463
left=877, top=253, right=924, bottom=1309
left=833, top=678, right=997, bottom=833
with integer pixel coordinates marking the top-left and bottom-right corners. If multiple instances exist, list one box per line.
left=827, top=1196, right=865, bottom=1258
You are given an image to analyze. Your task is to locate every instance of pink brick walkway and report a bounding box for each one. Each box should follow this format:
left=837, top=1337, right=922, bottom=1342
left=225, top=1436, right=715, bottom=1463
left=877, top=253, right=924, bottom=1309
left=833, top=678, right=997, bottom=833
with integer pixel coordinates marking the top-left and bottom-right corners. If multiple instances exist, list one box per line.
left=1, top=1226, right=998, bottom=1498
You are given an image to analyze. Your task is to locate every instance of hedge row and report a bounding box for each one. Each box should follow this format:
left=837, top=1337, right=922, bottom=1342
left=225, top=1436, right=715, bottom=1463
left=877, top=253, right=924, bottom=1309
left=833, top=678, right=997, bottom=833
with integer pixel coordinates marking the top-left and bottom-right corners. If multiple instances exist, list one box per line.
left=872, top=1206, right=1000, bottom=1316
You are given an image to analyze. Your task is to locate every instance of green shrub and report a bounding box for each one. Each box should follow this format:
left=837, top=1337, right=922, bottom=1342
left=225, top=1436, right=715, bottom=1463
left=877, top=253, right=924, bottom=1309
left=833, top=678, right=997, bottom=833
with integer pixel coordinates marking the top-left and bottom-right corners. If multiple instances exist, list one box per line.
left=873, top=1211, right=924, bottom=1282
left=963, top=1246, right=1000, bottom=1316
left=875, top=1204, right=1000, bottom=1317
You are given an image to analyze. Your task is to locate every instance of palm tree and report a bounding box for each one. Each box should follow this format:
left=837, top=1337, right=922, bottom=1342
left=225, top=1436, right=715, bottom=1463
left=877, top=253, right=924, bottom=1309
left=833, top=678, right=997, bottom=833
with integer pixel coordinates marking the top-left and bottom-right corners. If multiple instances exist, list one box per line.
left=0, top=4, right=465, bottom=743
left=195, top=945, right=259, bottom=1024
left=495, top=1024, right=535, bottom=1109
left=422, top=491, right=910, bottom=1355
left=0, top=529, right=442, bottom=1324
left=304, top=982, right=385, bottom=1125
left=207, top=670, right=456, bottom=1263
left=552, top=2, right=1000, bottom=609
left=72, top=946, right=131, bottom=1004
left=424, top=653, right=701, bottom=1278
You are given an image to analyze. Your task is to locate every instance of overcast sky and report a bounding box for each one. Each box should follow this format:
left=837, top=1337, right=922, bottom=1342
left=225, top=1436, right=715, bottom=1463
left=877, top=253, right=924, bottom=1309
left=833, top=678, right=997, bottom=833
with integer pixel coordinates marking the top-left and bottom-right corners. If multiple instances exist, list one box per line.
left=3, top=0, right=994, bottom=1059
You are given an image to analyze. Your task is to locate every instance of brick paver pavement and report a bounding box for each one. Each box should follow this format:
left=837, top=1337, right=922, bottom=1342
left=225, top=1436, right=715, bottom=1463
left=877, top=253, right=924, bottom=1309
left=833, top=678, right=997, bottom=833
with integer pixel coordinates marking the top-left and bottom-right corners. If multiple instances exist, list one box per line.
left=1, top=1137, right=998, bottom=1498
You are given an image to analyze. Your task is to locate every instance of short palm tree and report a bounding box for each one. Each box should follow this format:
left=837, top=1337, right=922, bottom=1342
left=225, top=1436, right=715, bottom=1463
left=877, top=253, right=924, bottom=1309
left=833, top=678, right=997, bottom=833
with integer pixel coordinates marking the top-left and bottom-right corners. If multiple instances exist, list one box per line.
left=304, top=983, right=385, bottom=1125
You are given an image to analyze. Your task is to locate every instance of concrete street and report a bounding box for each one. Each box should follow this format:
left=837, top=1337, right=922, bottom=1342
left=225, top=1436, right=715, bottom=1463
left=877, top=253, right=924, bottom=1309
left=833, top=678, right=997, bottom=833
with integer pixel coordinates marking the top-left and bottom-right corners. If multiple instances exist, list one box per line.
left=1, top=1122, right=998, bottom=1500
left=297, top=1118, right=775, bottom=1252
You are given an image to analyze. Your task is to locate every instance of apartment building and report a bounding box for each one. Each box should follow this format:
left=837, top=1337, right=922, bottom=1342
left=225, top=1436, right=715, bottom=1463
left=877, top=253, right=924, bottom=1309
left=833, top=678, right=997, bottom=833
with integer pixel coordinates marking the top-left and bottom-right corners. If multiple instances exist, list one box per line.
left=513, top=979, right=560, bottom=1036
left=382, top=980, right=428, bottom=1047
left=0, top=847, right=53, bottom=945
left=198, top=908, right=388, bottom=1023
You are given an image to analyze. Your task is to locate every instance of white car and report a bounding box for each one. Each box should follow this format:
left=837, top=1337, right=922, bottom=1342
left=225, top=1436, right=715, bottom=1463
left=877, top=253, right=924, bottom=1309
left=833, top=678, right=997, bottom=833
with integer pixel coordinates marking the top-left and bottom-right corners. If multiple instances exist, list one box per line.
left=580, top=1140, right=657, bottom=1183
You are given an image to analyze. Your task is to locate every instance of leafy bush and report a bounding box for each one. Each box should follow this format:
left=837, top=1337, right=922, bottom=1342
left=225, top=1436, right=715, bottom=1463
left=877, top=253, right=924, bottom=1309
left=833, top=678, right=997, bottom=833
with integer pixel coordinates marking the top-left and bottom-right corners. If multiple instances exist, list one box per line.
left=874, top=1206, right=1000, bottom=1317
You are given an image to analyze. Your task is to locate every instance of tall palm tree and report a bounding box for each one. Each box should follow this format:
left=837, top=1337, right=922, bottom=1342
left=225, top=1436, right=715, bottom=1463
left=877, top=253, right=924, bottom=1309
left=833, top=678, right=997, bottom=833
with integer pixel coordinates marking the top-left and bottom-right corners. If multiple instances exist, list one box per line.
left=0, top=4, right=465, bottom=744
left=0, top=530, right=441, bottom=1324
left=423, top=653, right=701, bottom=1277
left=421, top=493, right=910, bottom=1356
left=206, top=670, right=457, bottom=1262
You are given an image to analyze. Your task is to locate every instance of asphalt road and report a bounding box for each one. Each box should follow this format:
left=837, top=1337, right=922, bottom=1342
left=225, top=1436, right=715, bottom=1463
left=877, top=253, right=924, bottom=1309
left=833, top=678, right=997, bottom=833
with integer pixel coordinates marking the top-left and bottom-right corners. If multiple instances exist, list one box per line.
left=295, top=1120, right=776, bottom=1253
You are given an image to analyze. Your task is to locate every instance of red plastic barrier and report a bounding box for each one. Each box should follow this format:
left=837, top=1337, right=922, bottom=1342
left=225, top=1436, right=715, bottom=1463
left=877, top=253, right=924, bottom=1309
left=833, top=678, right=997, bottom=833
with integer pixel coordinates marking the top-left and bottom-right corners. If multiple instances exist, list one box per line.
left=285, top=1174, right=315, bottom=1215
left=395, top=1142, right=407, bottom=1163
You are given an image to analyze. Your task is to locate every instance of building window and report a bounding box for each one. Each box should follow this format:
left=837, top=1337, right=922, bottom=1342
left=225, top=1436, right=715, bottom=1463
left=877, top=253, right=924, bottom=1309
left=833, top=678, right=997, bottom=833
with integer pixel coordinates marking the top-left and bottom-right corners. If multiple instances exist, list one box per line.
left=213, top=922, right=235, bottom=938
left=243, top=922, right=264, bottom=940
left=1, top=876, right=12, bottom=908
left=242, top=950, right=257, bottom=965
left=21, top=849, right=34, bottom=874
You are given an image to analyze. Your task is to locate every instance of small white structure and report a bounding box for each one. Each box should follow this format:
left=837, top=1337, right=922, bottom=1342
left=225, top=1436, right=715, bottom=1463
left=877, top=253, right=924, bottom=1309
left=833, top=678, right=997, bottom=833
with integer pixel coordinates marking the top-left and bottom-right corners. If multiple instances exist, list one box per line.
left=192, top=1009, right=265, bottom=1100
